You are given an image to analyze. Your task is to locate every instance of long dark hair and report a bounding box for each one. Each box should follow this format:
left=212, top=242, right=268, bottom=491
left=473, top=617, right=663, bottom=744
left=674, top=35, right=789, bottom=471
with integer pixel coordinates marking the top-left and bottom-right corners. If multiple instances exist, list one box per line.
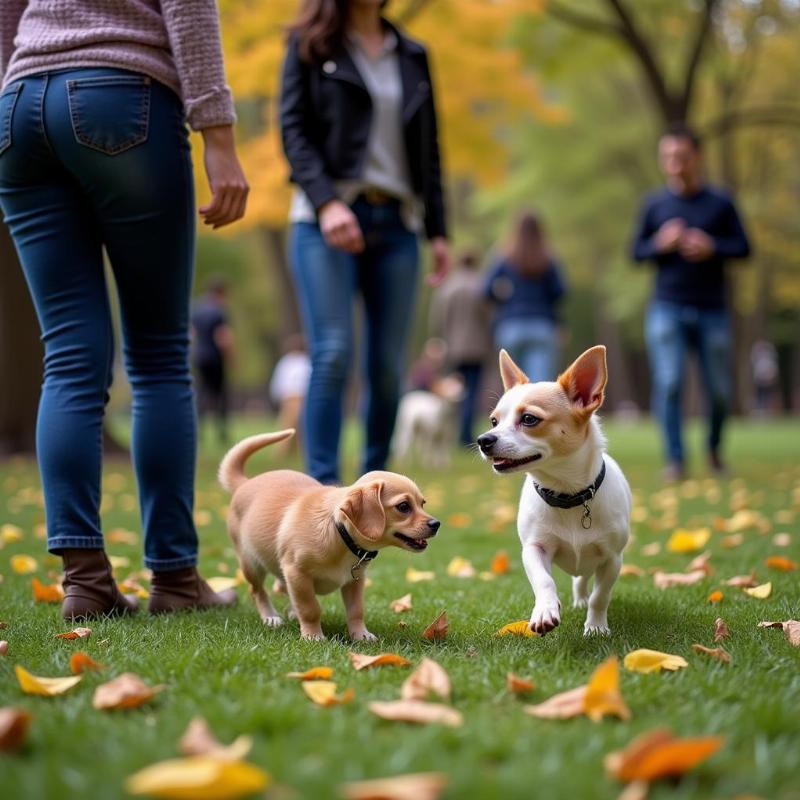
left=288, top=0, right=391, bottom=63
left=507, top=211, right=550, bottom=279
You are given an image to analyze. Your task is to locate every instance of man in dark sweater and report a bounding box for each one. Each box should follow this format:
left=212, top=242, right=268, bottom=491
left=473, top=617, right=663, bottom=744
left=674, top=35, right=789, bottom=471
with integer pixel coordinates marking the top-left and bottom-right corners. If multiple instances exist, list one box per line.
left=631, top=124, right=750, bottom=480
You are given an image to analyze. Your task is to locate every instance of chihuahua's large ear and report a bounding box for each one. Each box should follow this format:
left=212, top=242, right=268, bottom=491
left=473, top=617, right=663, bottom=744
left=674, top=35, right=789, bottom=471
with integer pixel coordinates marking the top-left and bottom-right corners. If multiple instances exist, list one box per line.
left=338, top=481, right=386, bottom=543
left=499, top=349, right=529, bottom=391
left=558, top=345, right=607, bottom=416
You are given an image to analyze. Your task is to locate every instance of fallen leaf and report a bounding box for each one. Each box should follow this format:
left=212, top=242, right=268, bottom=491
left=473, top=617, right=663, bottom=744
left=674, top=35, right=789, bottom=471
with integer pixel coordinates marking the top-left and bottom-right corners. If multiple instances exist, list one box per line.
left=401, top=658, right=451, bottom=701
left=765, top=556, right=797, bottom=572
left=686, top=551, right=714, bottom=575
left=691, top=644, right=731, bottom=663
left=285, top=667, right=333, bottom=681
left=490, top=551, right=511, bottom=575
left=743, top=582, right=771, bottom=599
left=653, top=570, right=705, bottom=589
left=583, top=656, right=631, bottom=722
left=641, top=542, right=661, bottom=557
left=405, top=567, right=435, bottom=583
left=126, top=755, right=269, bottom=799
left=389, top=593, right=412, bottom=613
left=506, top=673, right=535, bottom=694
left=117, top=578, right=149, bottom=599
left=339, top=772, right=448, bottom=800
left=495, top=620, right=538, bottom=638
left=108, top=555, right=130, bottom=570
left=714, top=618, right=729, bottom=642
left=0, top=622, right=8, bottom=629
left=349, top=652, right=412, bottom=671
left=10, top=554, right=38, bottom=574
left=422, top=610, right=448, bottom=641
left=302, top=681, right=355, bottom=706
left=605, top=728, right=724, bottom=782
left=15, top=665, right=82, bottom=696
left=55, top=627, right=91, bottom=640
left=446, top=556, right=476, bottom=578
left=31, top=577, right=64, bottom=603
left=93, top=673, right=164, bottom=710
left=620, top=564, right=644, bottom=577
left=757, top=620, right=800, bottom=646
left=0, top=707, right=31, bottom=752
left=178, top=717, right=253, bottom=761
left=721, top=534, right=744, bottom=549
left=772, top=532, right=791, bottom=547
left=724, top=572, right=758, bottom=588
left=623, top=649, right=688, bottom=674
left=1, top=524, right=23, bottom=543
left=70, top=652, right=105, bottom=674
left=617, top=780, right=650, bottom=800
left=368, top=700, right=463, bottom=727
left=524, top=686, right=587, bottom=719
left=707, top=590, right=723, bottom=604
left=0, top=641, right=7, bottom=656
left=667, top=528, right=710, bottom=553
left=447, top=512, right=472, bottom=528
left=206, top=576, right=239, bottom=593
left=107, top=528, right=139, bottom=545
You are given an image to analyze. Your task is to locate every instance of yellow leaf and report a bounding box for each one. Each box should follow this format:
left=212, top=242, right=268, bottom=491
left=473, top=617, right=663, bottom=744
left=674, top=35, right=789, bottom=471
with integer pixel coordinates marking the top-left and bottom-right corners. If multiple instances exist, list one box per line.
left=389, top=593, right=412, bottom=613
left=32, top=577, right=64, bottom=603
left=285, top=667, right=333, bottom=681
left=108, top=555, right=130, bottom=570
left=1, top=524, right=23, bottom=543
left=401, top=658, right=451, bottom=701
left=10, top=554, right=38, bottom=575
left=368, top=700, right=463, bottom=727
left=667, top=528, right=711, bottom=553
left=495, top=620, right=538, bottom=638
left=70, top=652, right=105, bottom=674
left=406, top=567, right=435, bottom=583
left=743, top=582, right=772, bottom=599
left=206, top=577, right=239, bottom=594
left=15, top=665, right=82, bottom=696
left=93, top=673, right=164, bottom=710
left=446, top=556, right=476, bottom=578
left=422, top=610, right=448, bottom=641
left=349, top=652, right=412, bottom=671
left=623, top=649, right=688, bottom=674
left=301, top=681, right=355, bottom=706
left=583, top=656, right=631, bottom=721
left=126, top=756, right=269, bottom=799
left=340, top=772, right=448, bottom=800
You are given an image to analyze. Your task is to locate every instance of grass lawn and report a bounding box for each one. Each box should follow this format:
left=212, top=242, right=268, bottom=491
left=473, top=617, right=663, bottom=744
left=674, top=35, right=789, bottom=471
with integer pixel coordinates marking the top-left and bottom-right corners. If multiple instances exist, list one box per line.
left=1, top=416, right=799, bottom=800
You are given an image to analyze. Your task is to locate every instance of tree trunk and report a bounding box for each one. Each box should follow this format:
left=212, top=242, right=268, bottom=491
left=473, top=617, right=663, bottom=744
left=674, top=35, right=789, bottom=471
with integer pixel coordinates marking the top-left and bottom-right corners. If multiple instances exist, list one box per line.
left=0, top=220, right=42, bottom=455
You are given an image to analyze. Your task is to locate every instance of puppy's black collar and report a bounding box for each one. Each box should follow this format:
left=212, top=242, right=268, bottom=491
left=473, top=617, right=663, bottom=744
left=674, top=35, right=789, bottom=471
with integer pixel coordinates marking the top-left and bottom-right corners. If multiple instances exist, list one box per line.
left=533, top=459, right=606, bottom=529
left=335, top=521, right=378, bottom=580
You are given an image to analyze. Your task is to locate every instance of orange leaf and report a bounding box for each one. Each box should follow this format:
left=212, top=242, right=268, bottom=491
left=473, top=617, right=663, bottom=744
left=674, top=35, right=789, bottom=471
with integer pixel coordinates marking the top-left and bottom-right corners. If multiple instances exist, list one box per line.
left=55, top=627, right=91, bottom=640
left=765, top=555, right=797, bottom=572
left=368, top=700, right=463, bottom=727
left=691, top=644, right=730, bottom=663
left=31, top=577, right=64, bottom=603
left=349, top=652, right=412, bottom=671
left=757, top=620, right=800, bottom=647
left=524, top=686, right=587, bottom=719
left=92, top=673, right=164, bottom=710
left=285, top=666, right=333, bottom=681
left=339, top=772, right=448, bottom=800
left=401, top=658, right=451, bottom=701
left=301, top=681, right=355, bottom=706
left=422, top=610, right=448, bottom=641
left=495, top=620, right=538, bottom=638
left=0, top=707, right=32, bottom=753
left=506, top=672, right=535, bottom=694
left=583, top=656, right=631, bottom=722
left=490, top=550, right=510, bottom=575
left=447, top=512, right=472, bottom=528
left=70, top=652, right=105, bottom=674
left=389, top=593, right=412, bottom=613
left=620, top=564, right=644, bottom=577
left=707, top=590, right=723, bottom=604
left=713, top=618, right=729, bottom=642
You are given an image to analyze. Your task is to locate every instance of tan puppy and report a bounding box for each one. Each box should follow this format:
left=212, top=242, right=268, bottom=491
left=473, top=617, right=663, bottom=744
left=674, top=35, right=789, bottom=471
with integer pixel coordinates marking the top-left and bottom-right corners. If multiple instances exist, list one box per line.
left=219, top=430, right=440, bottom=640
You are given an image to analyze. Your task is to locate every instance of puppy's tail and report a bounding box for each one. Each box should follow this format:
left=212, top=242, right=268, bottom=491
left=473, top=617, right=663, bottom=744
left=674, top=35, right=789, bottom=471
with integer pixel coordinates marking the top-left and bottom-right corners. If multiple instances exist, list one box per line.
left=218, top=429, right=296, bottom=493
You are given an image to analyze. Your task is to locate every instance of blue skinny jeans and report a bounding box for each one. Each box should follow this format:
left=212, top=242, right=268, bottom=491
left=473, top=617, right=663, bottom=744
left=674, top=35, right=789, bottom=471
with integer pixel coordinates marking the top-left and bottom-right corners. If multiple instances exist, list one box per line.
left=0, top=69, right=199, bottom=570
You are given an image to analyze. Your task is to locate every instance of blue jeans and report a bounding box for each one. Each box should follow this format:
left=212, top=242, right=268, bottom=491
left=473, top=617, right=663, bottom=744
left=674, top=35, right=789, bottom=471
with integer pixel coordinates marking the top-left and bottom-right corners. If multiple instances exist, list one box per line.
left=494, top=316, right=558, bottom=383
left=0, top=69, right=198, bottom=570
left=645, top=300, right=732, bottom=465
left=290, top=198, right=419, bottom=484
left=455, top=362, right=482, bottom=446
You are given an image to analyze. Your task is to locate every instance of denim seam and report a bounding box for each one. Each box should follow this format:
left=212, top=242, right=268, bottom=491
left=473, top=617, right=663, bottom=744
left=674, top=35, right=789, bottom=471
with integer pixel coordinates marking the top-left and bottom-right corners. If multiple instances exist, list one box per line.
left=48, top=536, right=105, bottom=550
left=144, top=554, right=198, bottom=570
left=0, top=83, right=22, bottom=156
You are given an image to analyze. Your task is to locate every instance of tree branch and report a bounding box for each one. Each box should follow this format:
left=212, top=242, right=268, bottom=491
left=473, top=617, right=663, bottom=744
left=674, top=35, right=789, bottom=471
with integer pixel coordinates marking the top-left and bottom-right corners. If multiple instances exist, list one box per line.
left=545, top=1, right=624, bottom=38
left=702, top=106, right=800, bottom=138
left=680, top=0, right=718, bottom=118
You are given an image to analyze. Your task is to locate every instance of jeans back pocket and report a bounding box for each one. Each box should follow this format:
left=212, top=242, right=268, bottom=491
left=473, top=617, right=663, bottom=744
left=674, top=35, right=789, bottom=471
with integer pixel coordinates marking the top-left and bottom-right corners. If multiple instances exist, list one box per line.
left=67, top=74, right=151, bottom=155
left=0, top=83, right=22, bottom=157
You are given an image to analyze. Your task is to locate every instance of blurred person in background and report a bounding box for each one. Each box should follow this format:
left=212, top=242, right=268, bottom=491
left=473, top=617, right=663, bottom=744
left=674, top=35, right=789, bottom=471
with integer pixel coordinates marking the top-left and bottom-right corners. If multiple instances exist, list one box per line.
left=280, top=0, right=449, bottom=484
left=484, top=211, right=567, bottom=383
left=632, top=124, right=750, bottom=481
left=750, top=339, right=778, bottom=417
left=270, top=334, right=311, bottom=457
left=430, top=248, right=492, bottom=446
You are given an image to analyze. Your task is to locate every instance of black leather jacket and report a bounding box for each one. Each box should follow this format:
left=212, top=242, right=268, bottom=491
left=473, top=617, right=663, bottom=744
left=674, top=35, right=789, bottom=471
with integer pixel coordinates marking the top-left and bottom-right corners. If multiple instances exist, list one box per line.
left=279, top=22, right=447, bottom=240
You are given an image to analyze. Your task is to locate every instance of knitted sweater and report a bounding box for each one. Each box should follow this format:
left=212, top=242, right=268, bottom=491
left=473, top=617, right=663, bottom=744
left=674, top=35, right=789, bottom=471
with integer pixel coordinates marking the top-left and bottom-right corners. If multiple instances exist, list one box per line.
left=0, top=0, right=235, bottom=130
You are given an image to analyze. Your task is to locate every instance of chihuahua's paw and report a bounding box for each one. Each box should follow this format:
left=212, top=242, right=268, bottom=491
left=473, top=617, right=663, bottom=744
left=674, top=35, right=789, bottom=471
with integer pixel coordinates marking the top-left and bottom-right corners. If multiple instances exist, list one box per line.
left=301, top=631, right=327, bottom=641
left=287, top=607, right=298, bottom=621
left=583, top=619, right=610, bottom=636
left=350, top=628, right=377, bottom=642
left=530, top=600, right=561, bottom=635
left=262, top=615, right=284, bottom=628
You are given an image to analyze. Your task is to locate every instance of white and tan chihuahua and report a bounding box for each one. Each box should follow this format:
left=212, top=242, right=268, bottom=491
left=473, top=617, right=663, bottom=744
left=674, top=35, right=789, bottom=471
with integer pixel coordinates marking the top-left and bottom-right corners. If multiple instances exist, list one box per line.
left=477, top=346, right=631, bottom=636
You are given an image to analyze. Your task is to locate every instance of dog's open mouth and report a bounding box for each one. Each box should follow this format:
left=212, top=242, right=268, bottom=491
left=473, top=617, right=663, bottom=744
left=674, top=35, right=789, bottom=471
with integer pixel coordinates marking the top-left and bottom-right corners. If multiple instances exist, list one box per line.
left=492, top=454, right=542, bottom=472
left=393, top=532, right=428, bottom=551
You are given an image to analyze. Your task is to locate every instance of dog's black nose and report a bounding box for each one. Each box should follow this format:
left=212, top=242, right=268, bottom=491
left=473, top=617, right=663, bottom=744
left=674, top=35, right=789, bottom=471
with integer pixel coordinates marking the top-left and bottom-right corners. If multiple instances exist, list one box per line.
left=477, top=433, right=497, bottom=453
left=427, top=518, right=440, bottom=534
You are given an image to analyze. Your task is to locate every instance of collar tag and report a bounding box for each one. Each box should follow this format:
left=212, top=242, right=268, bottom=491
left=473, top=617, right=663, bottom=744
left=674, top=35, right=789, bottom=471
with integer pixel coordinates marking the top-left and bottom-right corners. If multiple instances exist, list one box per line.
left=335, top=521, right=379, bottom=581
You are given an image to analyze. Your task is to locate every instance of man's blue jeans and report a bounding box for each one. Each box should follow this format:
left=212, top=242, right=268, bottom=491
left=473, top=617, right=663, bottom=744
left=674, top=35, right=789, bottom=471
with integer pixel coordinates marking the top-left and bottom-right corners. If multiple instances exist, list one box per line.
left=290, top=198, right=419, bottom=484
left=494, top=316, right=558, bottom=383
left=645, top=300, right=732, bottom=465
left=0, top=69, right=199, bottom=570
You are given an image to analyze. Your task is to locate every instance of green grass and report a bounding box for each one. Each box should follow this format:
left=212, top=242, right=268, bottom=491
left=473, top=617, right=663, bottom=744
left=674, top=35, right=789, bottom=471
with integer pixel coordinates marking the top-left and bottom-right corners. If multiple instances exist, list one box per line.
left=1, top=417, right=799, bottom=800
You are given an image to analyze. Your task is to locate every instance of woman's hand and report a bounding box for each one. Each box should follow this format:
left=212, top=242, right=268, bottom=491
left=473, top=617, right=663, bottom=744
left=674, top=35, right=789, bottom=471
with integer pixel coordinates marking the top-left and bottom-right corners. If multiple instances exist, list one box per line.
left=427, top=236, right=450, bottom=287
left=318, top=200, right=365, bottom=253
left=199, top=125, right=249, bottom=229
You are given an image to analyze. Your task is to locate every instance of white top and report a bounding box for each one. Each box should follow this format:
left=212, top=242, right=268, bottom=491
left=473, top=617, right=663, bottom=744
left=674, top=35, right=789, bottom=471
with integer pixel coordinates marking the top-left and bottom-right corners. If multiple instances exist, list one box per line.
left=270, top=352, right=311, bottom=403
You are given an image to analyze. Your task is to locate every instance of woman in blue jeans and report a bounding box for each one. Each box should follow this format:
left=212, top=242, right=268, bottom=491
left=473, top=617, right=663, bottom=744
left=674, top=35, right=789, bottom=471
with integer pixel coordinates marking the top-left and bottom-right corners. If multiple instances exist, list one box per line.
left=484, top=211, right=567, bottom=383
left=281, top=0, right=450, bottom=485
left=0, top=1, right=248, bottom=618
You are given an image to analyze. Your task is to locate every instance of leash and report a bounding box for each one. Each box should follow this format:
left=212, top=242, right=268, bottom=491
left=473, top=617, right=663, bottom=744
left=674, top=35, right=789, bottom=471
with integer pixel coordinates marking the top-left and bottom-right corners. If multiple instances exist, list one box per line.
left=335, top=521, right=379, bottom=580
left=532, top=460, right=607, bottom=530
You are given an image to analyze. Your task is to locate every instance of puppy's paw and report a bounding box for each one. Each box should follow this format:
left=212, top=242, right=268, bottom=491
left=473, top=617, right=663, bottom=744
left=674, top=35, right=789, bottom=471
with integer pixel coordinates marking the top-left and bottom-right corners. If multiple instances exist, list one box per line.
left=572, top=596, right=589, bottom=609
left=583, top=616, right=610, bottom=636
left=530, top=600, right=561, bottom=635
left=262, top=615, right=284, bottom=628
left=301, top=631, right=327, bottom=641
left=350, top=628, right=377, bottom=642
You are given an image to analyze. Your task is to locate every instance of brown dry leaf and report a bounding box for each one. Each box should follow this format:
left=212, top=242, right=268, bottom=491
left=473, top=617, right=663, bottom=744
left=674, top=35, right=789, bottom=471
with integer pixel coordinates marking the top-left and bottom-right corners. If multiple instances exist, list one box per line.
left=302, top=681, right=355, bottom=706
left=92, top=673, right=164, bottom=710
left=422, top=610, right=448, bottom=641
left=368, top=700, right=463, bottom=728
left=490, top=550, right=510, bottom=575
left=401, top=658, right=451, bottom=701
left=285, top=666, right=333, bottom=681
left=495, top=620, right=538, bottom=638
left=389, top=593, right=412, bottom=613
left=691, top=644, right=731, bottom=663
left=524, top=685, right=587, bottom=719
left=0, top=622, right=8, bottom=629
left=757, top=620, right=800, bottom=647
left=31, top=577, right=64, bottom=603
left=653, top=570, right=705, bottom=589
left=178, top=717, right=253, bottom=761
left=604, top=728, right=724, bottom=782
left=686, top=551, right=714, bottom=575
left=339, top=772, right=448, bottom=800
left=70, top=652, right=105, bottom=674
left=583, top=656, right=632, bottom=722
left=0, top=641, right=7, bottom=656
left=721, top=534, right=744, bottom=549
left=16, top=665, right=82, bottom=696
left=0, top=707, right=32, bottom=752
left=349, top=652, right=412, bottom=671
left=765, top=555, right=797, bottom=572
left=620, top=563, right=644, bottom=577
left=714, top=618, right=729, bottom=642
left=743, top=582, right=772, bottom=599
left=723, top=572, right=758, bottom=588
left=55, top=627, right=91, bottom=640
left=506, top=672, right=535, bottom=694
left=707, top=590, right=723, bottom=604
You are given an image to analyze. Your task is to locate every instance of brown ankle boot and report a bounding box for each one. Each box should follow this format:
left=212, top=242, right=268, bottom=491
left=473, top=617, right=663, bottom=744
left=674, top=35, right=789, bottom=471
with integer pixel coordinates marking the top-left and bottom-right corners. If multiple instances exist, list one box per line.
left=60, top=549, right=139, bottom=620
left=148, top=567, right=237, bottom=614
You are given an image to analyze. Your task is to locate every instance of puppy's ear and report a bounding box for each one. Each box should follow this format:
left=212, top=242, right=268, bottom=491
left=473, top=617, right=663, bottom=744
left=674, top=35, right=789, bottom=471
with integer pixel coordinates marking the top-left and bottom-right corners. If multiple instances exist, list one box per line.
left=499, top=349, right=529, bottom=391
left=338, top=481, right=386, bottom=543
left=558, top=345, right=607, bottom=417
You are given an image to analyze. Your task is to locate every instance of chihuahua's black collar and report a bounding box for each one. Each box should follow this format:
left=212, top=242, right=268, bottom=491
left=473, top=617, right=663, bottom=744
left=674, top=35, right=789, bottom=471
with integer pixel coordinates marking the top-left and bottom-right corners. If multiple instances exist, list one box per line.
left=533, top=460, right=606, bottom=529
left=335, top=521, right=378, bottom=580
